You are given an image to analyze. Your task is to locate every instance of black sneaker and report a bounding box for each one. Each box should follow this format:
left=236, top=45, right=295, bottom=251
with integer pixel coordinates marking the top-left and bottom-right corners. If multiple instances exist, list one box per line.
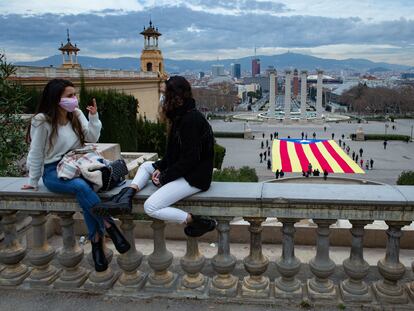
left=184, top=215, right=217, bottom=237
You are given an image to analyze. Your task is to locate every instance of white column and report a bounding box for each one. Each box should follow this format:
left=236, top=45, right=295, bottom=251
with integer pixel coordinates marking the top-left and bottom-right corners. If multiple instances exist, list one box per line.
left=62, top=52, right=65, bottom=64
left=316, top=70, right=323, bottom=119
left=301, top=70, right=308, bottom=120
left=284, top=70, right=292, bottom=121
left=69, top=53, right=73, bottom=65
left=268, top=71, right=276, bottom=118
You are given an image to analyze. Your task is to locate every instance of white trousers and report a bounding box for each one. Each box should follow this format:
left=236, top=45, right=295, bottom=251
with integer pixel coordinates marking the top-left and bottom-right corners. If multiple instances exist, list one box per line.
left=131, top=161, right=201, bottom=223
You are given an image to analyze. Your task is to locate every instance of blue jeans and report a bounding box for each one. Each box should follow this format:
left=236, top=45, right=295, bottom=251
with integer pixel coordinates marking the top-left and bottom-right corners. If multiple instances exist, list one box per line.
left=42, top=162, right=110, bottom=240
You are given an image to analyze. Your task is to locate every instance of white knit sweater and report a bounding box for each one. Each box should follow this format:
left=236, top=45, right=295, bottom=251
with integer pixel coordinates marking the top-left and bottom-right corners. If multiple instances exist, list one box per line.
left=26, top=108, right=102, bottom=187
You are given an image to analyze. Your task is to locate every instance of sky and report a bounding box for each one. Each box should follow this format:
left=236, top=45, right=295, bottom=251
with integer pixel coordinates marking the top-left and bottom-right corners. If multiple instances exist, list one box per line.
left=0, top=0, right=414, bottom=65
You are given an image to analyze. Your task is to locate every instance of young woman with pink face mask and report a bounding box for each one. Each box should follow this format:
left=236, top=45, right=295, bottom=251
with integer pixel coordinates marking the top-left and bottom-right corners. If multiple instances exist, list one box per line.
left=22, top=79, right=130, bottom=272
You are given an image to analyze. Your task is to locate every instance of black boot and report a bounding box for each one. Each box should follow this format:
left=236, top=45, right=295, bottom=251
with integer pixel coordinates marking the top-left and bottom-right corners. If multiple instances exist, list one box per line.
left=92, top=187, right=136, bottom=217
left=184, top=214, right=217, bottom=237
left=106, top=221, right=130, bottom=254
left=91, top=237, right=108, bottom=272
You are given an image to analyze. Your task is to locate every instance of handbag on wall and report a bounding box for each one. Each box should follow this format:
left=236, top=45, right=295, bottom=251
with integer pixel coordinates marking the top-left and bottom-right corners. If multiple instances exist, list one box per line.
left=100, top=159, right=129, bottom=191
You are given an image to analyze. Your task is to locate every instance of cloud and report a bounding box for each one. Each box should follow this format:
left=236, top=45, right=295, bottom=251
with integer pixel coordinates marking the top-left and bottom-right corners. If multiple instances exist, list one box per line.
left=0, top=4, right=413, bottom=65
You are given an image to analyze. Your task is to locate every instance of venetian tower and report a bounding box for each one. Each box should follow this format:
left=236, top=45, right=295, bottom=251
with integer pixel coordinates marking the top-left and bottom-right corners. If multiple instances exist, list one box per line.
left=140, top=20, right=165, bottom=76
left=59, top=29, right=80, bottom=69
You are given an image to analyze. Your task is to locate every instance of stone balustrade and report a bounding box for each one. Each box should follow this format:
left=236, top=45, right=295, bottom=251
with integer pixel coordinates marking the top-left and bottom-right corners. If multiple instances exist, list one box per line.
left=1, top=177, right=414, bottom=309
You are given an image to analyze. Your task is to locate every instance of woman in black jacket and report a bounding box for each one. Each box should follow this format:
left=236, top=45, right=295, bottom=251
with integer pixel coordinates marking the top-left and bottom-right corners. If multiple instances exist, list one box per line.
left=93, top=76, right=216, bottom=237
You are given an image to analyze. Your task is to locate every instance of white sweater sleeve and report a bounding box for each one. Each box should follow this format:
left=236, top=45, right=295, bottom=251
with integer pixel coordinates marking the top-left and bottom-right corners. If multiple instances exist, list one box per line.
left=75, top=108, right=102, bottom=143
left=27, top=115, right=48, bottom=187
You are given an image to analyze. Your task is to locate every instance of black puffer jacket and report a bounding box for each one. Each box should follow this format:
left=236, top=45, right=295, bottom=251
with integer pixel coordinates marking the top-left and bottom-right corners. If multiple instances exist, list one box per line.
left=153, top=99, right=214, bottom=191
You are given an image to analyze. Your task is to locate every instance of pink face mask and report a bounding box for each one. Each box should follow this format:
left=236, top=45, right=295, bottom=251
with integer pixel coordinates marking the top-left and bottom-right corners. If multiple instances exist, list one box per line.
left=59, top=97, right=79, bottom=112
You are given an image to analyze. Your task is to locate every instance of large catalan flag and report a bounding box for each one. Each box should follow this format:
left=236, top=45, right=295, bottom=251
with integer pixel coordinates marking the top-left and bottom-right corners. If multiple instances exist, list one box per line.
left=272, top=139, right=364, bottom=174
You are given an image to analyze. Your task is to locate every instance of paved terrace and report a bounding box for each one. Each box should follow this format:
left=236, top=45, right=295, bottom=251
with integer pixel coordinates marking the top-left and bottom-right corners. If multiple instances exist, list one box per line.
left=0, top=177, right=414, bottom=310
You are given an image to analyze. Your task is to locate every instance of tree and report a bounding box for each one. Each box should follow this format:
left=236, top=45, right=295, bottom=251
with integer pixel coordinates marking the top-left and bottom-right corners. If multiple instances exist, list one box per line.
left=0, top=54, right=29, bottom=176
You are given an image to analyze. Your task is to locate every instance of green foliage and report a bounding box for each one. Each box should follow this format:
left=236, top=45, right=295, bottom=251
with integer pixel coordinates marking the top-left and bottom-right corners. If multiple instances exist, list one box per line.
left=397, top=171, right=414, bottom=185
left=136, top=116, right=167, bottom=157
left=21, top=87, right=41, bottom=113
left=214, top=131, right=244, bottom=138
left=213, top=143, right=226, bottom=169
left=0, top=54, right=29, bottom=176
left=364, top=134, right=410, bottom=142
left=213, top=166, right=258, bottom=182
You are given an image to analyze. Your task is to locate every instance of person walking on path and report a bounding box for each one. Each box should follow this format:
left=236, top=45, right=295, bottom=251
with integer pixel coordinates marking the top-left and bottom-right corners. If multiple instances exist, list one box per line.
left=352, top=151, right=355, bottom=161
left=323, top=169, right=328, bottom=180
left=331, top=133, right=335, bottom=140
left=339, top=139, right=342, bottom=147
left=261, top=141, right=264, bottom=149
left=305, top=133, right=308, bottom=140
left=267, top=159, right=271, bottom=170
left=267, top=148, right=270, bottom=156
left=307, top=162, right=313, bottom=175
left=301, top=132, right=304, bottom=139
left=360, top=158, right=364, bottom=168
left=383, top=140, right=388, bottom=149
left=365, top=162, right=369, bottom=170
left=312, top=132, right=316, bottom=139
left=324, top=126, right=327, bottom=132
left=342, top=134, right=345, bottom=140
left=275, top=169, right=280, bottom=179
left=262, top=132, right=265, bottom=139
left=355, top=154, right=359, bottom=163
left=359, top=148, right=363, bottom=157
left=270, top=133, right=273, bottom=140
left=370, top=158, right=374, bottom=169
left=266, top=139, right=269, bottom=148
left=264, top=152, right=267, bottom=161
left=280, top=170, right=285, bottom=178
left=275, top=132, right=279, bottom=139
left=259, top=153, right=263, bottom=163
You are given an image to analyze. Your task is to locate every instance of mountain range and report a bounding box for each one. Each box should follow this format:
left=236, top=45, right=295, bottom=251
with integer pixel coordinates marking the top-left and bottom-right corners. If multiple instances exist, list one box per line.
left=15, top=52, right=411, bottom=73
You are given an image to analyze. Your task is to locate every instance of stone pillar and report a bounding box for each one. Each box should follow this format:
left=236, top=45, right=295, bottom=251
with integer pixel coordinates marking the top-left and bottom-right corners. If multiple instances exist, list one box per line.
left=275, top=218, right=302, bottom=298
left=179, top=236, right=207, bottom=292
left=284, top=70, right=292, bottom=122
left=115, top=215, right=146, bottom=290
left=293, top=69, right=299, bottom=98
left=85, top=240, right=118, bottom=290
left=300, top=70, right=308, bottom=121
left=316, top=70, right=323, bottom=120
left=54, top=212, right=88, bottom=288
left=26, top=212, right=59, bottom=286
left=307, top=219, right=337, bottom=300
left=0, top=211, right=30, bottom=285
left=62, top=52, right=65, bottom=64
left=241, top=217, right=270, bottom=298
left=210, top=217, right=238, bottom=297
left=268, top=71, right=276, bottom=119
left=340, top=220, right=371, bottom=302
left=146, top=220, right=177, bottom=291
left=373, top=221, right=409, bottom=303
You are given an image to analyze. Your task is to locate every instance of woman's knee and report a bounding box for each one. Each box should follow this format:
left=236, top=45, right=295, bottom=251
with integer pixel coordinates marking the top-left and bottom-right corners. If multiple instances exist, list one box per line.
left=141, top=161, right=155, bottom=172
left=144, top=198, right=159, bottom=217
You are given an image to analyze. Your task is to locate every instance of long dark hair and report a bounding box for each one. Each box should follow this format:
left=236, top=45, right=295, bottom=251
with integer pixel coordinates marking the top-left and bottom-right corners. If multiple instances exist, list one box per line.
left=26, top=79, right=85, bottom=151
left=161, top=76, right=193, bottom=122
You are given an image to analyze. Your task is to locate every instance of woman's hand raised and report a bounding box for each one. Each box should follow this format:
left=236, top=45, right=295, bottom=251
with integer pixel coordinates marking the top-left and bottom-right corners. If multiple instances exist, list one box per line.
left=86, top=98, right=98, bottom=115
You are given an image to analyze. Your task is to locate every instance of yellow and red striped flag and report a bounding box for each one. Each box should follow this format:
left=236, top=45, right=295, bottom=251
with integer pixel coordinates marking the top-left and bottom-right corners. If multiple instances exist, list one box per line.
left=272, top=139, right=364, bottom=174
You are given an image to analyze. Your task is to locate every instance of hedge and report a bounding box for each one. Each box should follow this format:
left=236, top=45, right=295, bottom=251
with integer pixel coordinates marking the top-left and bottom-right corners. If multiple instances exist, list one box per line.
left=364, top=134, right=410, bottom=142
left=397, top=171, right=414, bottom=185
left=213, top=166, right=258, bottom=182
left=214, top=132, right=244, bottom=138
left=213, top=143, right=226, bottom=169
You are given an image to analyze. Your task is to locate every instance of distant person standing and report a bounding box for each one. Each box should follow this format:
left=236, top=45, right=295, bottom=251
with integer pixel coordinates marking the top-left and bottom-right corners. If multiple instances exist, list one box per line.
left=359, top=148, right=363, bottom=157
left=355, top=154, right=359, bottom=163
left=266, top=139, right=269, bottom=148
left=267, top=159, right=271, bottom=170
left=301, top=132, right=304, bottom=139
left=267, top=148, right=270, bottom=157
left=323, top=169, right=328, bottom=180
left=342, top=134, right=345, bottom=140
left=305, top=133, right=308, bottom=140
left=259, top=153, right=263, bottom=163
left=261, top=141, right=264, bottom=149
left=339, top=139, right=342, bottom=147
left=270, top=133, right=273, bottom=140
left=370, top=158, right=374, bottom=169
left=365, top=162, right=369, bottom=170
left=312, top=132, right=316, bottom=139
left=275, top=132, right=279, bottom=139
left=360, top=159, right=364, bottom=168
left=280, top=170, right=285, bottom=178
left=383, top=140, right=388, bottom=150
left=352, top=151, right=355, bottom=161
left=324, top=126, right=327, bottom=132
left=307, top=162, right=313, bottom=175
left=275, top=169, right=280, bottom=179
left=331, top=133, right=335, bottom=140
left=262, top=132, right=265, bottom=139
left=264, top=152, right=267, bottom=161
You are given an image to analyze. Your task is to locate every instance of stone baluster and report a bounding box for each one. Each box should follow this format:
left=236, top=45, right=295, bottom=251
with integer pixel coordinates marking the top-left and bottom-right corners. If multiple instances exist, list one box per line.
left=373, top=221, right=409, bottom=303
left=0, top=211, right=30, bottom=285
left=115, top=215, right=146, bottom=290
left=241, top=217, right=269, bottom=297
left=179, top=236, right=206, bottom=292
left=275, top=218, right=302, bottom=298
left=340, top=220, right=371, bottom=302
left=210, top=217, right=238, bottom=297
left=54, top=212, right=88, bottom=288
left=26, top=211, right=59, bottom=286
left=146, top=220, right=177, bottom=290
left=307, top=219, right=337, bottom=300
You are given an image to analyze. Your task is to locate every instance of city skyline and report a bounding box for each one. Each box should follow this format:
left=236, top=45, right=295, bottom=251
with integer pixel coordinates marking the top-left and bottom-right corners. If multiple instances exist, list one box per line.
left=1, top=0, right=414, bottom=66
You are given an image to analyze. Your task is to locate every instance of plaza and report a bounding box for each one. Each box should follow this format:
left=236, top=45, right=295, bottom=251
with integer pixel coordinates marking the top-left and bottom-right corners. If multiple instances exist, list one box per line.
left=212, top=118, right=414, bottom=185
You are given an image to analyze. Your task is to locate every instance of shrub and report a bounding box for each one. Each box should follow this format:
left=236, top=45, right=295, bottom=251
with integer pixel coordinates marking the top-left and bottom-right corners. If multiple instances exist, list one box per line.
left=214, top=131, right=244, bottom=138
left=0, top=54, right=29, bottom=176
left=135, top=116, right=167, bottom=157
left=364, top=134, right=410, bottom=142
left=213, top=166, right=258, bottom=182
left=397, top=171, right=414, bottom=185
left=213, top=143, right=226, bottom=169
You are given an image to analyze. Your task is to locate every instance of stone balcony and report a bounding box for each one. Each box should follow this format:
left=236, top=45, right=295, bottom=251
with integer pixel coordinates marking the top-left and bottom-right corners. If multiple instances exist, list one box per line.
left=0, top=177, right=414, bottom=310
